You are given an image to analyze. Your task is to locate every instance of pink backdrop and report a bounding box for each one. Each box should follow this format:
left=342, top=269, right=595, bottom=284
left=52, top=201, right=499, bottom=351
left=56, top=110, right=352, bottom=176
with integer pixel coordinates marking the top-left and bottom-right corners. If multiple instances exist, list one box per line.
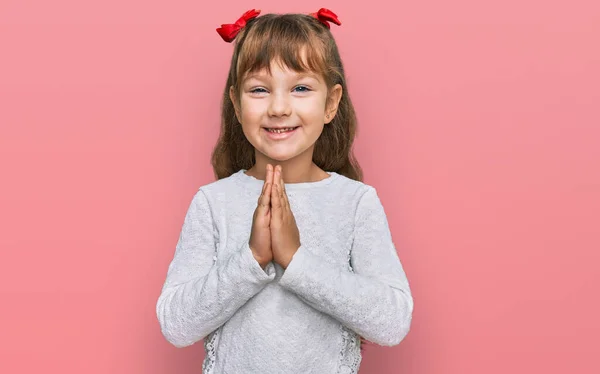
left=1, top=0, right=599, bottom=373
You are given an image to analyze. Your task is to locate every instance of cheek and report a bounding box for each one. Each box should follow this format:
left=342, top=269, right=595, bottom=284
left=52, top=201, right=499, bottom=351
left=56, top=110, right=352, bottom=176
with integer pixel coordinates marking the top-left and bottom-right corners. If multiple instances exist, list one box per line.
left=240, top=99, right=265, bottom=121
left=297, top=98, right=326, bottom=118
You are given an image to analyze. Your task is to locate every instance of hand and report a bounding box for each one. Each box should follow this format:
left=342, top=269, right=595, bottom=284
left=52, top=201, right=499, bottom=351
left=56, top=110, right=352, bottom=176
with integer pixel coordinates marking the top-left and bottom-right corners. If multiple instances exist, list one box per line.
left=249, top=164, right=275, bottom=269
left=270, top=165, right=301, bottom=269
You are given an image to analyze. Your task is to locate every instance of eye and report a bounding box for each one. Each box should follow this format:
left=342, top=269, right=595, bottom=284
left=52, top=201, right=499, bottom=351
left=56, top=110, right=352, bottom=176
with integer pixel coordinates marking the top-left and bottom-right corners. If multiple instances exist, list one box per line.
left=294, top=85, right=311, bottom=93
left=250, top=87, right=268, bottom=94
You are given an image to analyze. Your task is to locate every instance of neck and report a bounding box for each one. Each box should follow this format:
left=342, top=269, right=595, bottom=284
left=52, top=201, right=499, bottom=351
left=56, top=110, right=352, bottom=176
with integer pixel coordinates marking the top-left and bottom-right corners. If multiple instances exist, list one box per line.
left=247, top=147, right=326, bottom=183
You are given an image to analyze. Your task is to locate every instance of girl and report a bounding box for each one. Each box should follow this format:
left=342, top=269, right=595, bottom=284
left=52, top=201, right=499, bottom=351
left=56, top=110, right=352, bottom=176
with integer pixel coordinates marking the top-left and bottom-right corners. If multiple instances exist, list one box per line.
left=156, top=8, right=414, bottom=374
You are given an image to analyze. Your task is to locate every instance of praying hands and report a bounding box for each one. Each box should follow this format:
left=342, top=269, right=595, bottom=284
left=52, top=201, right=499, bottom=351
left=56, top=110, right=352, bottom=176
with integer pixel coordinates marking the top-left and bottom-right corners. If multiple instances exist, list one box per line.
left=249, top=164, right=301, bottom=269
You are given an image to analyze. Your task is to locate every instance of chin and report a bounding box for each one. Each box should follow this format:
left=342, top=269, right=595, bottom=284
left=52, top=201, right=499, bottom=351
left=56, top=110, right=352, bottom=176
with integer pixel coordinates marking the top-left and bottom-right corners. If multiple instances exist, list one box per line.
left=255, top=142, right=314, bottom=163
left=256, top=147, right=298, bottom=162
left=264, top=152, right=295, bottom=162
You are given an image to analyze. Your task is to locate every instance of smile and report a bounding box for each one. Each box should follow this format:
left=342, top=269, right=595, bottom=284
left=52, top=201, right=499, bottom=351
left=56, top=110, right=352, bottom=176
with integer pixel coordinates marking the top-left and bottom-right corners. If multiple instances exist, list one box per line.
left=263, top=126, right=299, bottom=139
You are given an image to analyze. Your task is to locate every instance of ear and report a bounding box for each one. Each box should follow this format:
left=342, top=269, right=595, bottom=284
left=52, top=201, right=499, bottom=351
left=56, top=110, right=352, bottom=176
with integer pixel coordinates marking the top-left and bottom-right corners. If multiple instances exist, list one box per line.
left=229, top=85, right=241, bottom=123
left=324, top=84, right=343, bottom=124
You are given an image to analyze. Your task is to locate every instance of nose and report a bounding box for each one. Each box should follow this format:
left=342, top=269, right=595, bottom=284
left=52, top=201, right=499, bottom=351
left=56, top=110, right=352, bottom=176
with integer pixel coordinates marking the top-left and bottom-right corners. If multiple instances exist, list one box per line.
left=267, top=91, right=292, bottom=118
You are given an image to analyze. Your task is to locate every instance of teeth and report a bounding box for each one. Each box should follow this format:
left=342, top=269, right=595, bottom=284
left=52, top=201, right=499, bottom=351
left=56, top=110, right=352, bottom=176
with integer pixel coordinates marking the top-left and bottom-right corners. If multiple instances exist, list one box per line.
left=267, top=127, right=296, bottom=133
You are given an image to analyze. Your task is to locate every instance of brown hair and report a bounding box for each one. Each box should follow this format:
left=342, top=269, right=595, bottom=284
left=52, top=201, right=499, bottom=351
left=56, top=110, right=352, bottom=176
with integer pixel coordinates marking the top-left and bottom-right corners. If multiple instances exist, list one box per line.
left=210, top=12, right=363, bottom=182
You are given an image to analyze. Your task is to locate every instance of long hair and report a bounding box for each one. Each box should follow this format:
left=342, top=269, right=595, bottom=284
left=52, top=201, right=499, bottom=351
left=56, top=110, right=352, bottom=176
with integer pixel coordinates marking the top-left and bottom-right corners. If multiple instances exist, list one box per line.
left=210, top=12, right=363, bottom=182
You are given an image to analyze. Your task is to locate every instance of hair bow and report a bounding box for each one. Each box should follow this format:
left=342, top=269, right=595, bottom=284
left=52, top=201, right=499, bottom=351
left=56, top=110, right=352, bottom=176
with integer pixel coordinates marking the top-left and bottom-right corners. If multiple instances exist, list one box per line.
left=216, top=8, right=341, bottom=43
left=309, top=8, right=341, bottom=29
left=216, top=9, right=261, bottom=43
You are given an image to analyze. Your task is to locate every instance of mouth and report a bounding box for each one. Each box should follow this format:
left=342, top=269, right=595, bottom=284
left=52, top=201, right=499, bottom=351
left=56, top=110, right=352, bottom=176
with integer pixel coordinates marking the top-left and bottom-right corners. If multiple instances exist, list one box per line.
left=263, top=126, right=300, bottom=139
left=263, top=126, right=299, bottom=133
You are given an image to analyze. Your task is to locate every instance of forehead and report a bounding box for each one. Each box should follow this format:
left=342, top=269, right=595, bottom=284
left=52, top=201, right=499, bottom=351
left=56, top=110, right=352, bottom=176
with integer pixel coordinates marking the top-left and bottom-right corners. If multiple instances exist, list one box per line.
left=244, top=53, right=322, bottom=78
left=237, top=41, right=327, bottom=85
left=244, top=66, right=322, bottom=82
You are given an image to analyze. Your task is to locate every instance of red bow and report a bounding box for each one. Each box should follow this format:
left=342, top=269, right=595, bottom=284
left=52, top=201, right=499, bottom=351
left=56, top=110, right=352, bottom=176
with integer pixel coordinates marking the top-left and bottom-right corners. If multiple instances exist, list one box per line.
left=309, top=8, right=341, bottom=29
left=216, top=9, right=261, bottom=43
left=216, top=8, right=341, bottom=43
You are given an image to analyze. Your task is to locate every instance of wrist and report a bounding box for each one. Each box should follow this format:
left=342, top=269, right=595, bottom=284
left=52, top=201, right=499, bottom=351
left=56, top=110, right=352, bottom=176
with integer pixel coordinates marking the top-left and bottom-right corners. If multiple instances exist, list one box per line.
left=257, top=258, right=270, bottom=269
left=251, top=250, right=270, bottom=269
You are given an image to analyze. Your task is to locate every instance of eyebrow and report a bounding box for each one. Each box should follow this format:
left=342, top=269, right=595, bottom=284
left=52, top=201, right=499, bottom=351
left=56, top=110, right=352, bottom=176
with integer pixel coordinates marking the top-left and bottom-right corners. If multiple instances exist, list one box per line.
left=297, top=72, right=322, bottom=82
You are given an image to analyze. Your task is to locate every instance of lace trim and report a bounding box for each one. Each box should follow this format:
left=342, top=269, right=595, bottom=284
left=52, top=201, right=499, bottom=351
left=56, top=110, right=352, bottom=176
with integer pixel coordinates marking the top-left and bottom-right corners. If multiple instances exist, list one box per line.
left=202, top=329, right=220, bottom=374
left=337, top=326, right=362, bottom=374
left=202, top=248, right=220, bottom=374
left=336, top=248, right=362, bottom=374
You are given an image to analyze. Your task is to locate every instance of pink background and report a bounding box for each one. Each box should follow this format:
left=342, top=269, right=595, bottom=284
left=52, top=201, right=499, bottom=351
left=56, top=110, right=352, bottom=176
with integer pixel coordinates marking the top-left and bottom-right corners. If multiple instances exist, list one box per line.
left=1, top=0, right=599, bottom=373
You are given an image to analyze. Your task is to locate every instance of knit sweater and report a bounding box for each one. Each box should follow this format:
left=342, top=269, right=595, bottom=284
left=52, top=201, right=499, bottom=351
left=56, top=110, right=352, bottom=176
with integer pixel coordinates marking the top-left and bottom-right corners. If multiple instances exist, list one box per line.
left=156, top=169, right=414, bottom=374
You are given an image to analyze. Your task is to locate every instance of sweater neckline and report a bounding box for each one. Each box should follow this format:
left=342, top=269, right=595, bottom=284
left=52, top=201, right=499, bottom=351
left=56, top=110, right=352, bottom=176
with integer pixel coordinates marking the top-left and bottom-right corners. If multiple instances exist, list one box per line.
left=236, top=169, right=339, bottom=190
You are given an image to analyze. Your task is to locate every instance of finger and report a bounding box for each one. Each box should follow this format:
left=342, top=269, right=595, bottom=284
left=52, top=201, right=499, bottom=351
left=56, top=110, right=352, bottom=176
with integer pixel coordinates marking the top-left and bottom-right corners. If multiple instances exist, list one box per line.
left=263, top=164, right=273, bottom=210
left=278, top=170, right=286, bottom=209
left=272, top=166, right=280, bottom=194
left=273, top=164, right=280, bottom=182
left=262, top=166, right=272, bottom=192
left=271, top=175, right=282, bottom=220
left=258, top=182, right=271, bottom=210
left=277, top=167, right=288, bottom=218
left=273, top=183, right=283, bottom=221
left=279, top=167, right=285, bottom=200
left=264, top=182, right=272, bottom=212
left=266, top=164, right=273, bottom=185
left=280, top=173, right=290, bottom=214
left=270, top=171, right=279, bottom=208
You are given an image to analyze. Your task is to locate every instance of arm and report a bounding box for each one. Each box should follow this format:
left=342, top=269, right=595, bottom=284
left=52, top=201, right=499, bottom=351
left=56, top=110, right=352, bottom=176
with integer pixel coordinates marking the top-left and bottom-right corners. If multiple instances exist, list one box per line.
left=279, top=187, right=413, bottom=346
left=156, top=189, right=276, bottom=348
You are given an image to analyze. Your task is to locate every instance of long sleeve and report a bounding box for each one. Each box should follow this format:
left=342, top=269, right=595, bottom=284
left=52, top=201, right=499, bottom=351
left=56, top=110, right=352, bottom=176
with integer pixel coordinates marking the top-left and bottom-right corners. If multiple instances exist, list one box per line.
left=279, top=186, right=413, bottom=347
left=156, top=189, right=276, bottom=348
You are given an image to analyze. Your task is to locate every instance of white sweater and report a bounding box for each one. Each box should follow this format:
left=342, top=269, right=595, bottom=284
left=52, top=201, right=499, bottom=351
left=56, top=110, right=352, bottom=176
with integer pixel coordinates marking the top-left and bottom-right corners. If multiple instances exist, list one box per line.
left=156, top=169, right=414, bottom=374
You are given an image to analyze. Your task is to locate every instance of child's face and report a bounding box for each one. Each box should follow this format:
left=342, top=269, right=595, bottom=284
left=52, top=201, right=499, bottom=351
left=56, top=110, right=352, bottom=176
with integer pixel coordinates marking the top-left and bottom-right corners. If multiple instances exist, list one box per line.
left=230, top=59, right=342, bottom=164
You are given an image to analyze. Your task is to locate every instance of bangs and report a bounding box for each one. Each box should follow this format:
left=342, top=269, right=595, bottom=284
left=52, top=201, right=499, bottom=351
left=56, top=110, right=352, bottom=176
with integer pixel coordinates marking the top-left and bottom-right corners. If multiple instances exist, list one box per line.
left=235, top=15, right=328, bottom=86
